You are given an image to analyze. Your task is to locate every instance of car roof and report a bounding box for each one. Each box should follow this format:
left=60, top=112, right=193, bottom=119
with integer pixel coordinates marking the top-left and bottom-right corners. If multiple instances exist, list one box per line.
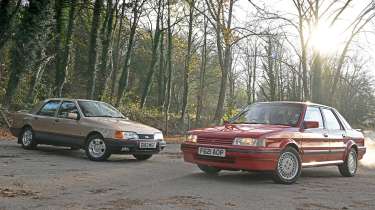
left=45, top=98, right=103, bottom=103
left=255, top=101, right=333, bottom=109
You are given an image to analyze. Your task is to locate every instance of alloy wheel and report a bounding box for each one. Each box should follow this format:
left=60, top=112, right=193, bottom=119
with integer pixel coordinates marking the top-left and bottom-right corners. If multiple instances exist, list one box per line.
left=88, top=138, right=107, bottom=158
left=277, top=151, right=299, bottom=180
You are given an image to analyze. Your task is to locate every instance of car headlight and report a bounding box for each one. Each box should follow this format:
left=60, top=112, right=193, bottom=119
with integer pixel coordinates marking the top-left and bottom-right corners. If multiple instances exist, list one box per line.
left=233, top=138, right=265, bottom=147
left=154, top=132, right=164, bottom=140
left=185, top=134, right=197, bottom=143
left=115, top=131, right=139, bottom=140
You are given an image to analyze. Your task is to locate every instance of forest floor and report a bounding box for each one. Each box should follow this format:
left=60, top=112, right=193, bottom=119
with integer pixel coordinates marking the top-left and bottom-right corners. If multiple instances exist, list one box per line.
left=0, top=131, right=375, bottom=210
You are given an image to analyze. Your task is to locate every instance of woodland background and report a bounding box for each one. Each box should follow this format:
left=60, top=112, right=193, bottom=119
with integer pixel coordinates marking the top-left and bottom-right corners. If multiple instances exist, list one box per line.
left=0, top=0, right=375, bottom=134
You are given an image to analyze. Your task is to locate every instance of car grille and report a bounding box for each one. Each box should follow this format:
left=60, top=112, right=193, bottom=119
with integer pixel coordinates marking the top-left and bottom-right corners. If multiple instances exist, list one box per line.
left=197, top=137, right=233, bottom=146
left=138, top=134, right=154, bottom=140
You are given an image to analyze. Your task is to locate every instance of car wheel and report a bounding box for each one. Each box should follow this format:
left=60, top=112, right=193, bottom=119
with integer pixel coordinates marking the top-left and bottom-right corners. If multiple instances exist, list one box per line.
left=197, top=164, right=221, bottom=175
left=133, top=154, right=153, bottom=161
left=20, top=127, right=37, bottom=150
left=338, top=148, right=357, bottom=177
left=85, top=134, right=111, bottom=161
left=272, top=147, right=301, bottom=184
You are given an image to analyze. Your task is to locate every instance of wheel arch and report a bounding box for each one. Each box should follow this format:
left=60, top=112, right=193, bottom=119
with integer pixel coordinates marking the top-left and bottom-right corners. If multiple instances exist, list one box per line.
left=344, top=140, right=358, bottom=159
left=85, top=131, right=104, bottom=145
left=280, top=139, right=301, bottom=154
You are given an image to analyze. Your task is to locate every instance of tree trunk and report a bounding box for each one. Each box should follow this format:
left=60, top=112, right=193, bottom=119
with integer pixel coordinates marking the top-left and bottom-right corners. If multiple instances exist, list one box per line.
left=181, top=0, right=195, bottom=121
left=27, top=55, right=54, bottom=103
left=157, top=30, right=165, bottom=109
left=3, top=0, right=50, bottom=107
left=195, top=7, right=207, bottom=127
left=97, top=0, right=118, bottom=100
left=140, top=0, right=163, bottom=109
left=164, top=0, right=173, bottom=135
left=55, top=0, right=76, bottom=97
left=0, top=0, right=21, bottom=50
left=110, top=2, right=126, bottom=101
left=87, top=0, right=103, bottom=99
left=252, top=44, right=257, bottom=103
left=213, top=0, right=234, bottom=123
left=115, top=1, right=143, bottom=107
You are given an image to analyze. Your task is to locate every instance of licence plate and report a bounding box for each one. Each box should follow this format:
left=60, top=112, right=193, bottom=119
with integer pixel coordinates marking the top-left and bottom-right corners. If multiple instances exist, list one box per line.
left=198, top=147, right=226, bottom=157
left=139, top=141, right=157, bottom=149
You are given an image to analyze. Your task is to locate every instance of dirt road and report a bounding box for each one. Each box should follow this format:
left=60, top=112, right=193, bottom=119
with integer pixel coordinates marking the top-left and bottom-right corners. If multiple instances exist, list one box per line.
left=1, top=139, right=375, bottom=210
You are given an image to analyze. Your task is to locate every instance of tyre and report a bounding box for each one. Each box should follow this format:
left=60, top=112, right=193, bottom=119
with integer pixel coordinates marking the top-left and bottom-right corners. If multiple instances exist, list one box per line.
left=338, top=148, right=357, bottom=177
left=272, top=147, right=301, bottom=184
left=197, top=164, right=221, bottom=175
left=20, top=127, right=37, bottom=150
left=85, top=134, right=111, bottom=161
left=133, top=154, right=153, bottom=161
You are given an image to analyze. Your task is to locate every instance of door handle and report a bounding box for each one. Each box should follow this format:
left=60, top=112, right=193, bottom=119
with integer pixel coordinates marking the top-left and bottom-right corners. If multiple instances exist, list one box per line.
left=323, top=133, right=329, bottom=137
left=342, top=133, right=347, bottom=138
left=33, top=117, right=39, bottom=120
left=54, top=119, right=60, bottom=123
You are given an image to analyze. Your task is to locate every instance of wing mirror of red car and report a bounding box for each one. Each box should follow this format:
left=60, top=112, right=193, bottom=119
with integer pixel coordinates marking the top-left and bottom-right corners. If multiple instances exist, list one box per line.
left=303, top=121, right=319, bottom=129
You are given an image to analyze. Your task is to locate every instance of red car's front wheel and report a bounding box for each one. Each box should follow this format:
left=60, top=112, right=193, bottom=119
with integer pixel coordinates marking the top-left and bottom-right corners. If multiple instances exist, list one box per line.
left=272, top=147, right=302, bottom=184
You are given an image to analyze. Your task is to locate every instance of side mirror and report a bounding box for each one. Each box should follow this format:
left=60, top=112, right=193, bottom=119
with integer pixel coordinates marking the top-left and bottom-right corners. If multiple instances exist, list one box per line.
left=303, top=121, right=319, bottom=129
left=67, top=112, right=79, bottom=120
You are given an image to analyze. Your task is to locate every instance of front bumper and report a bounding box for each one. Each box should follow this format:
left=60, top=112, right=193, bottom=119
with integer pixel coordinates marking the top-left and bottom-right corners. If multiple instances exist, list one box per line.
left=181, top=143, right=280, bottom=171
left=105, top=138, right=166, bottom=154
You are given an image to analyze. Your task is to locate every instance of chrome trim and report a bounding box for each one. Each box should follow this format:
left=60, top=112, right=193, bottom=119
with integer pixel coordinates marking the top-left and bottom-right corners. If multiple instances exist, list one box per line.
left=302, top=160, right=344, bottom=167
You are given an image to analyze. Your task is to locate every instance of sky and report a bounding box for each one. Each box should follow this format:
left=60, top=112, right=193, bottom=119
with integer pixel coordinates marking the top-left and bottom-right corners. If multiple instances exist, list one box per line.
left=233, top=0, right=375, bottom=76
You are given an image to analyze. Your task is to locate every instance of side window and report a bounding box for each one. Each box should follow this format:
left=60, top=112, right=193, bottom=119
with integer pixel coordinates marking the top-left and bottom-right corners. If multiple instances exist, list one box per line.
left=58, top=101, right=78, bottom=118
left=322, top=109, right=342, bottom=130
left=335, top=110, right=352, bottom=129
left=304, top=107, right=324, bottom=128
left=38, top=101, right=61, bottom=117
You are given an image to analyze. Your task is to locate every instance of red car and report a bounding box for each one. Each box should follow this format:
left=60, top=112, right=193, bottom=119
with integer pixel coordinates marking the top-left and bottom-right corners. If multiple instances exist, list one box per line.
left=181, top=102, right=366, bottom=184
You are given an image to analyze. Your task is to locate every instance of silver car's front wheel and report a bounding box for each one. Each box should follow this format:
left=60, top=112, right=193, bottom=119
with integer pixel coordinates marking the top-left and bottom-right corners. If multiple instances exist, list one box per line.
left=85, top=134, right=110, bottom=161
left=20, top=127, right=37, bottom=149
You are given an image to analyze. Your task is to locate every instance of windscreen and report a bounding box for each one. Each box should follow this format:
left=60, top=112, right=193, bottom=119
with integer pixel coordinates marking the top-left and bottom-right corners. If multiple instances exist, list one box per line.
left=78, top=101, right=124, bottom=118
left=230, top=103, right=304, bottom=127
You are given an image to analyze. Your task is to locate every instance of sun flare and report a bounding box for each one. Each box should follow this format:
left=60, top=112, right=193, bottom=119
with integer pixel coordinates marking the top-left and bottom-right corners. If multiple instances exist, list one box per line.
left=308, top=23, right=343, bottom=54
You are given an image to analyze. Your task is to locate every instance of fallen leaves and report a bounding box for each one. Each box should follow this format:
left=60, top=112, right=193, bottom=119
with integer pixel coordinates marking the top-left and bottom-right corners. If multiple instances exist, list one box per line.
left=0, top=128, right=15, bottom=140
left=0, top=187, right=37, bottom=198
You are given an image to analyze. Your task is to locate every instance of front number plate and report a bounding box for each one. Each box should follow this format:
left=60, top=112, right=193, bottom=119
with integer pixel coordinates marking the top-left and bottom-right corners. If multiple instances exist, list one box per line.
left=139, top=141, right=157, bottom=149
left=198, top=147, right=226, bottom=157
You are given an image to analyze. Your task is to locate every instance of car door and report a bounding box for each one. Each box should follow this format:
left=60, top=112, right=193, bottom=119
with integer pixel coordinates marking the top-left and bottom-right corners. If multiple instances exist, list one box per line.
left=54, top=101, right=85, bottom=147
left=321, top=108, right=346, bottom=161
left=301, top=106, right=330, bottom=163
left=31, top=100, right=62, bottom=144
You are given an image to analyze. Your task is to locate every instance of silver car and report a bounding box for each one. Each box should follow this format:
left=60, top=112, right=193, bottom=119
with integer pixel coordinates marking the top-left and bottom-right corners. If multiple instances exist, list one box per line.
left=9, top=98, right=166, bottom=161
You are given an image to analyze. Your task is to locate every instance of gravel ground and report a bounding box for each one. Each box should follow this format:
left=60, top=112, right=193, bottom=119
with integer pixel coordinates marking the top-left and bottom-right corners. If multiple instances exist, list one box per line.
left=0, top=139, right=375, bottom=210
